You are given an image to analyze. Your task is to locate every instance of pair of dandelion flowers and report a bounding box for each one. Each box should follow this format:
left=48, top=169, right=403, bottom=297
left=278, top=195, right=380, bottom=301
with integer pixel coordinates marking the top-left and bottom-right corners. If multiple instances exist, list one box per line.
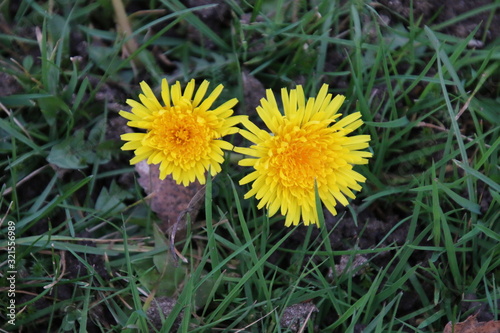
left=120, top=79, right=372, bottom=227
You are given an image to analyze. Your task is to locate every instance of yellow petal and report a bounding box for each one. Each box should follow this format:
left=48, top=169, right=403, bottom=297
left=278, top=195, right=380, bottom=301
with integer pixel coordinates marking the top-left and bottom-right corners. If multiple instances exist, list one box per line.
left=139, top=81, right=162, bottom=110
left=333, top=112, right=361, bottom=130
left=193, top=80, right=209, bottom=107
left=121, top=141, right=142, bottom=150
left=198, top=84, right=223, bottom=111
left=126, top=100, right=153, bottom=117
left=324, top=94, right=345, bottom=118
left=171, top=81, right=182, bottom=105
left=214, top=140, right=233, bottom=151
left=121, top=132, right=146, bottom=141
left=161, top=78, right=171, bottom=108
left=234, top=147, right=262, bottom=157
left=183, top=79, right=196, bottom=101
left=119, top=110, right=141, bottom=121
left=296, top=85, right=306, bottom=111
left=211, top=98, right=238, bottom=115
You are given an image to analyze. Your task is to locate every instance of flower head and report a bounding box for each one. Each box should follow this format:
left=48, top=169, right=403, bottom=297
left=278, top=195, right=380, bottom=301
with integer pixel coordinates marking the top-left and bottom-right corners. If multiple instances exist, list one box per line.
left=235, top=84, right=372, bottom=227
left=120, top=79, right=243, bottom=186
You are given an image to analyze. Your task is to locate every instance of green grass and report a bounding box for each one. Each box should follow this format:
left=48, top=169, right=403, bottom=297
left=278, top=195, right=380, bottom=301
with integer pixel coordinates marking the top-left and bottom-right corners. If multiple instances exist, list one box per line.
left=1, top=0, right=499, bottom=332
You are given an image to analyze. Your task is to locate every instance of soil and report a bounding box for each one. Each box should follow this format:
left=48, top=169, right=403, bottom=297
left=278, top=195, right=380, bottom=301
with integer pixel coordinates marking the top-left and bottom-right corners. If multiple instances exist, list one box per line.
left=2, top=1, right=499, bottom=332
left=379, top=0, right=500, bottom=41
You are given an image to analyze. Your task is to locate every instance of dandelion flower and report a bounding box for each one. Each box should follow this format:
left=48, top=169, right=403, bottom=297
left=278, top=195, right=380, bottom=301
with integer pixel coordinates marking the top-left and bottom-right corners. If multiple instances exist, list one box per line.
left=120, top=79, right=243, bottom=186
left=236, top=84, right=372, bottom=227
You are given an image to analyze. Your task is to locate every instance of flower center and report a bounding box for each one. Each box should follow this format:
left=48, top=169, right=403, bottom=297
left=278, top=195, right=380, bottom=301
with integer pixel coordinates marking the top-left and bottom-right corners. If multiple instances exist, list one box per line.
left=173, top=127, right=191, bottom=144
left=268, top=124, right=330, bottom=189
left=144, top=104, right=215, bottom=167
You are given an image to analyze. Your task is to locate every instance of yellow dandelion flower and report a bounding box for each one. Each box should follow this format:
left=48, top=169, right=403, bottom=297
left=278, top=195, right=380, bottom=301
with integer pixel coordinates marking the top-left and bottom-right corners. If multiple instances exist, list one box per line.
left=120, top=79, right=243, bottom=186
left=235, top=84, right=373, bottom=227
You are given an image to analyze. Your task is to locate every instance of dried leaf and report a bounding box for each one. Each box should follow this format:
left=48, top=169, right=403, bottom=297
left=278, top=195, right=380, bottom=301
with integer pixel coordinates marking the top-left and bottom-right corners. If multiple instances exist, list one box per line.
left=443, top=314, right=500, bottom=333
left=242, top=70, right=265, bottom=115
left=334, top=254, right=368, bottom=276
left=146, top=296, right=182, bottom=331
left=280, top=302, right=318, bottom=333
left=136, top=161, right=204, bottom=237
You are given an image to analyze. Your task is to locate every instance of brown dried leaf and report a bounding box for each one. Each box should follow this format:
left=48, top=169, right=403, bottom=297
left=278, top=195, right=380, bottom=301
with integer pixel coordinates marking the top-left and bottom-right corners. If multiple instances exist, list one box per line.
left=443, top=314, right=500, bottom=333
left=280, top=302, right=318, bottom=333
left=146, top=296, right=182, bottom=331
left=136, top=161, right=204, bottom=238
left=334, top=254, right=368, bottom=277
left=242, top=70, right=265, bottom=116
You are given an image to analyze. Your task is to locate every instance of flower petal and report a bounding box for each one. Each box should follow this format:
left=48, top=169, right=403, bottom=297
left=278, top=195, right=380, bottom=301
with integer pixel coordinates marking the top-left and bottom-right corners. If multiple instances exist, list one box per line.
left=198, top=84, right=223, bottom=111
